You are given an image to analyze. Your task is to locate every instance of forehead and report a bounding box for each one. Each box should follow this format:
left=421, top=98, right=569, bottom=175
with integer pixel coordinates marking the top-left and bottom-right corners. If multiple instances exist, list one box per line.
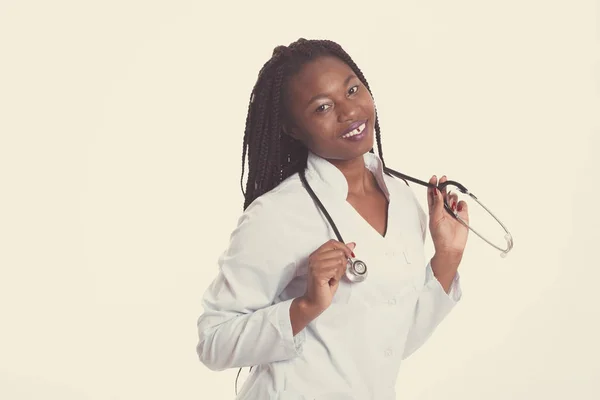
left=286, top=56, right=355, bottom=101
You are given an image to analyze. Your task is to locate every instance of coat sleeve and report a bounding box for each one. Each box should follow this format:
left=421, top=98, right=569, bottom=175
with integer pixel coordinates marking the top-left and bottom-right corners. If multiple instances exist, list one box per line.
left=401, top=263, right=461, bottom=360
left=401, top=187, right=463, bottom=360
left=195, top=195, right=306, bottom=371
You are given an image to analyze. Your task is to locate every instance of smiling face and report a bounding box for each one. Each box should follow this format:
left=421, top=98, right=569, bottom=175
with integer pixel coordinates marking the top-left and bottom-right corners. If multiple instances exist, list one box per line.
left=283, top=55, right=376, bottom=163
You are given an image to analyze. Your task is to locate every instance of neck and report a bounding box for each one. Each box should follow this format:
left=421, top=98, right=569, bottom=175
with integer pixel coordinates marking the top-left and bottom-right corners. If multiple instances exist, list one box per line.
left=329, top=155, right=375, bottom=197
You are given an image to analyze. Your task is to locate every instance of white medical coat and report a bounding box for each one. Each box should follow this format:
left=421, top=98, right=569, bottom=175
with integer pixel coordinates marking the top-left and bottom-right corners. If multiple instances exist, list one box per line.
left=196, top=150, right=461, bottom=399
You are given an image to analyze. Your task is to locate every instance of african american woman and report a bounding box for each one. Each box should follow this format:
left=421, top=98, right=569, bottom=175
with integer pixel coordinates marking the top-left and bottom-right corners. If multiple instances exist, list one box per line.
left=195, top=38, right=469, bottom=400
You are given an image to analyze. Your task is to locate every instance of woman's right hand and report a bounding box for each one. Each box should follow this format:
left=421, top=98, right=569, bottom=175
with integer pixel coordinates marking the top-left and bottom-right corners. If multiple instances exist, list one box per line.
left=289, top=239, right=356, bottom=335
left=302, top=239, right=356, bottom=313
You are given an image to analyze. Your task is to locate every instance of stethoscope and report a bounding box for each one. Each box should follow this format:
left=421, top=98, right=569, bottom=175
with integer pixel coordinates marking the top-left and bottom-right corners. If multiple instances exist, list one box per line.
left=235, top=161, right=514, bottom=396
left=298, top=167, right=370, bottom=282
left=298, top=161, right=514, bottom=283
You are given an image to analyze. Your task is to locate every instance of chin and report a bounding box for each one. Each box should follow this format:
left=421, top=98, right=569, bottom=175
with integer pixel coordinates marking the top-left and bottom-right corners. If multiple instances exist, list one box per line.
left=344, top=140, right=375, bottom=162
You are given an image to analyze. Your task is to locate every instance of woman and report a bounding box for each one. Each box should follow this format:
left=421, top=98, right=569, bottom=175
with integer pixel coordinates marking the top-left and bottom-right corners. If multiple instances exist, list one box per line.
left=196, top=38, right=468, bottom=400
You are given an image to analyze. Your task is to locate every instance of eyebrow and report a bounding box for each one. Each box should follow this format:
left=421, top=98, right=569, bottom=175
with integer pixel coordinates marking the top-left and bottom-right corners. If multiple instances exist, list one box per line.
left=306, top=74, right=357, bottom=106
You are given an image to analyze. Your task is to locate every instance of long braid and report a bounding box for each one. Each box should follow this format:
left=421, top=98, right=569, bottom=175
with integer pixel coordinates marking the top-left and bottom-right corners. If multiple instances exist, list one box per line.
left=244, top=76, right=272, bottom=209
left=262, top=65, right=284, bottom=190
left=270, top=66, right=284, bottom=183
left=240, top=91, right=254, bottom=196
left=374, top=114, right=385, bottom=162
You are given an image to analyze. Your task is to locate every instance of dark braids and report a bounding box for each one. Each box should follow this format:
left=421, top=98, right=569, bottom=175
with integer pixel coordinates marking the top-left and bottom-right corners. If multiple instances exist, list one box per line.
left=240, top=38, right=388, bottom=211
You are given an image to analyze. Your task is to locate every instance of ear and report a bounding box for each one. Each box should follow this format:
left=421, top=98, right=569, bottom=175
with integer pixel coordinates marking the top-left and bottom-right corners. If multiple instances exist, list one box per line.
left=282, top=121, right=302, bottom=141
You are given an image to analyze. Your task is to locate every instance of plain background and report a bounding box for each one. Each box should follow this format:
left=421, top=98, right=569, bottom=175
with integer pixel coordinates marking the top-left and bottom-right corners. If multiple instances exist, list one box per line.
left=1, top=0, right=598, bottom=399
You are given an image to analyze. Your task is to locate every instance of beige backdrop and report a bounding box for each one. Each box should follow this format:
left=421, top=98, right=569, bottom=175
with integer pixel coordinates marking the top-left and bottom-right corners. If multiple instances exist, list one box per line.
left=1, top=0, right=598, bottom=399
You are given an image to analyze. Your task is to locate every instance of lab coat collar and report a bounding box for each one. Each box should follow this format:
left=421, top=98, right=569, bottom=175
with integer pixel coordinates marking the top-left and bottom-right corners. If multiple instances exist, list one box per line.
left=305, top=150, right=391, bottom=200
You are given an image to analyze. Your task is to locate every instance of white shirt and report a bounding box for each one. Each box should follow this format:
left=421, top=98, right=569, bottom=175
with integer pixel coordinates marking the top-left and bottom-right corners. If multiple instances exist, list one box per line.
left=196, top=150, right=462, bottom=400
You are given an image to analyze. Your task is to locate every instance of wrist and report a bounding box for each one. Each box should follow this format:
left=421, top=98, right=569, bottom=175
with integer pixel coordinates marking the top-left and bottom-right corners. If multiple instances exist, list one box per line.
left=430, top=253, right=460, bottom=293
left=290, top=296, right=325, bottom=336
left=431, top=250, right=462, bottom=272
left=297, top=295, right=326, bottom=318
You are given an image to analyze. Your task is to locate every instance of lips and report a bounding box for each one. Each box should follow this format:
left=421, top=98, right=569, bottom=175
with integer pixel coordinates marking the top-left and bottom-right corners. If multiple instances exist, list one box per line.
left=340, top=119, right=368, bottom=138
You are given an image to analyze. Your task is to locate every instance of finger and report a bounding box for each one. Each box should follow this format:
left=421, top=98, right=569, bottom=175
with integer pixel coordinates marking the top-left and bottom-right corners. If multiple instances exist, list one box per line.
left=333, top=261, right=347, bottom=282
left=429, top=176, right=445, bottom=218
left=447, top=191, right=459, bottom=212
left=314, top=261, right=348, bottom=283
left=315, top=253, right=349, bottom=272
left=313, top=249, right=347, bottom=263
left=439, top=175, right=448, bottom=202
left=315, top=239, right=355, bottom=258
left=427, top=175, right=438, bottom=212
left=457, top=200, right=469, bottom=224
left=330, top=264, right=346, bottom=280
left=314, top=257, right=347, bottom=271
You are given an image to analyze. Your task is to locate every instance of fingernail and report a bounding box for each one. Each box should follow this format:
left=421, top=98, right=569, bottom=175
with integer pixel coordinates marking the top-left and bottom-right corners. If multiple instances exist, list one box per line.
left=351, top=252, right=356, bottom=258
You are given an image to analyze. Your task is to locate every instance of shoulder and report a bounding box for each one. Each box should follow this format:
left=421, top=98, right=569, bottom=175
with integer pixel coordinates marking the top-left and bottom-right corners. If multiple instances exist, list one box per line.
left=224, top=172, right=324, bottom=272
left=234, top=172, right=314, bottom=238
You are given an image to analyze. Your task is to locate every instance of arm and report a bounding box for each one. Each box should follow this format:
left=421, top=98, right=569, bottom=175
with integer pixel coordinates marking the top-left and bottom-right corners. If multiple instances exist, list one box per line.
left=290, top=296, right=324, bottom=335
left=401, top=259, right=462, bottom=360
left=196, top=196, right=308, bottom=371
left=401, top=186, right=463, bottom=360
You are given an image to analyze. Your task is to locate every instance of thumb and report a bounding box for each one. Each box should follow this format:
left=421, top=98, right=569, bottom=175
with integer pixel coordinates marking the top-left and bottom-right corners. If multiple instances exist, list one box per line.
left=346, top=242, right=356, bottom=251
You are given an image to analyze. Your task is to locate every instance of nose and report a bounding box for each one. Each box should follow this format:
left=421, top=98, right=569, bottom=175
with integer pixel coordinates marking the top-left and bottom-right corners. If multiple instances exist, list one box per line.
left=336, top=99, right=358, bottom=122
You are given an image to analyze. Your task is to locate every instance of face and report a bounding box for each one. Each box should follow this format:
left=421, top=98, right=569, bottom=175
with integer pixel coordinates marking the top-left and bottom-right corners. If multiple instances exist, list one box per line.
left=283, top=56, right=376, bottom=163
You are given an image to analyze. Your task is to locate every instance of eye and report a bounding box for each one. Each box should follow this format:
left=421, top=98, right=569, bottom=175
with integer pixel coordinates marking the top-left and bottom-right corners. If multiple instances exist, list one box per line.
left=348, top=85, right=359, bottom=95
left=316, top=104, right=331, bottom=113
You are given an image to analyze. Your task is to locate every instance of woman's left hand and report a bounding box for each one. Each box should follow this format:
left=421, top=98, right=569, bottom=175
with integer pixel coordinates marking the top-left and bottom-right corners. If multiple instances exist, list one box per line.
left=427, top=175, right=469, bottom=274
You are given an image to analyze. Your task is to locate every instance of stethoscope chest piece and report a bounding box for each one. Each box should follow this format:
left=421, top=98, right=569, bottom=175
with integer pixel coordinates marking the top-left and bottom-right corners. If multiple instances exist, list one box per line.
left=345, top=258, right=368, bottom=282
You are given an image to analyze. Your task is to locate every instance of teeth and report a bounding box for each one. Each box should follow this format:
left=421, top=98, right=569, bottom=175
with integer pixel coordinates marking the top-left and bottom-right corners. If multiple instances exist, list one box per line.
left=342, top=123, right=366, bottom=138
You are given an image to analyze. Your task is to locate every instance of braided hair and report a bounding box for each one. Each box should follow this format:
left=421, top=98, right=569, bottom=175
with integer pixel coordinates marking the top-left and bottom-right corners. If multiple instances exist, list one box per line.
left=240, top=38, right=388, bottom=210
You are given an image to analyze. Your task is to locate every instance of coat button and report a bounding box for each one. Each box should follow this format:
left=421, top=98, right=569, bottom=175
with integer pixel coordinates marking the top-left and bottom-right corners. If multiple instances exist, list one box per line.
left=384, top=348, right=393, bottom=357
left=388, top=297, right=397, bottom=305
